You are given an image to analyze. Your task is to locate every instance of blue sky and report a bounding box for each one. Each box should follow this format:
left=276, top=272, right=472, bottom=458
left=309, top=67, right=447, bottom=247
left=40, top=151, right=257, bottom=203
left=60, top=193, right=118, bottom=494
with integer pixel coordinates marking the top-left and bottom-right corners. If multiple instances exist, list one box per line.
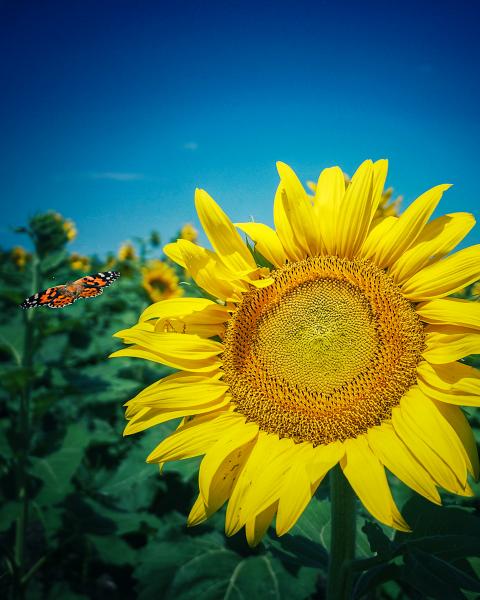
left=1, top=0, right=479, bottom=256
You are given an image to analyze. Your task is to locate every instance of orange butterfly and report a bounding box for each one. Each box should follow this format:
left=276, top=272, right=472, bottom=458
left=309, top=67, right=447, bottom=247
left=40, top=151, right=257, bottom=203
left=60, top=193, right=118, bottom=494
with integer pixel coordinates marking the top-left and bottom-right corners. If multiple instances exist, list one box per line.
left=20, top=271, right=120, bottom=309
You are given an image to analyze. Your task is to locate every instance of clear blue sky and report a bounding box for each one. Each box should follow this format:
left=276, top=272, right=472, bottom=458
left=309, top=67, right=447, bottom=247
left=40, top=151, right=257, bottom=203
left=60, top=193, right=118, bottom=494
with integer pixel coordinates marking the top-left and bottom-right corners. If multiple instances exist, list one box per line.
left=1, top=0, right=479, bottom=256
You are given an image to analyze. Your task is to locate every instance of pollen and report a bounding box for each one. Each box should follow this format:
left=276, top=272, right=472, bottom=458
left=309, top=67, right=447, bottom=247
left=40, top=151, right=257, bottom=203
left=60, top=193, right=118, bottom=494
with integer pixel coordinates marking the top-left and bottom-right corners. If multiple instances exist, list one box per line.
left=222, top=257, right=425, bottom=445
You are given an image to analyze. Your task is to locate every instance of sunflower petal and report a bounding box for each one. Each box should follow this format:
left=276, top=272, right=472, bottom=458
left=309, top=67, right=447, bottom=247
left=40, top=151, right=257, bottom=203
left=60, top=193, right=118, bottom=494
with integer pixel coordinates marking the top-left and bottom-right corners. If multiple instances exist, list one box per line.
left=367, top=423, right=440, bottom=504
left=245, top=502, right=277, bottom=547
left=236, top=222, right=287, bottom=267
left=276, top=463, right=316, bottom=536
left=371, top=184, right=451, bottom=268
left=417, top=361, right=480, bottom=404
left=146, top=412, right=244, bottom=463
left=195, top=188, right=257, bottom=273
left=314, top=166, right=345, bottom=255
left=433, top=401, right=479, bottom=479
left=360, top=216, right=397, bottom=261
left=392, top=396, right=471, bottom=495
left=335, top=159, right=374, bottom=257
left=416, top=298, right=480, bottom=330
left=341, top=436, right=410, bottom=531
left=423, top=325, right=480, bottom=363
left=273, top=183, right=305, bottom=261
left=199, top=423, right=259, bottom=507
left=140, top=297, right=228, bottom=324
left=401, top=244, right=480, bottom=301
left=277, top=162, right=321, bottom=257
left=389, top=213, right=475, bottom=284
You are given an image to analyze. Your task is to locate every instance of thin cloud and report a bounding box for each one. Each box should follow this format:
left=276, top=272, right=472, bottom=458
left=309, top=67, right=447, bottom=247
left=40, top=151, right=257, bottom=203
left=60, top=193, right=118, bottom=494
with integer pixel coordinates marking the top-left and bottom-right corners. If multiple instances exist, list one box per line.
left=90, top=172, right=145, bottom=181
left=183, top=141, right=199, bottom=151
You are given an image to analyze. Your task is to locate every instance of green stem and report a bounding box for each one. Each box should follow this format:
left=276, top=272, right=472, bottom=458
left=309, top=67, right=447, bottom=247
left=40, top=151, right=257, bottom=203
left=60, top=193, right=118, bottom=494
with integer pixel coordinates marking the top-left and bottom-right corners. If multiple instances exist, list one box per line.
left=14, top=254, right=39, bottom=597
left=327, top=465, right=357, bottom=600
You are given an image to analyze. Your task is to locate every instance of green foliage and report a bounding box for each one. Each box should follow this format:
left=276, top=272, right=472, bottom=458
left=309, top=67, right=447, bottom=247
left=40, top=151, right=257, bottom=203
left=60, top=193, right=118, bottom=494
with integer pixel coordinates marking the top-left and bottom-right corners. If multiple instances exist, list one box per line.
left=0, top=212, right=479, bottom=599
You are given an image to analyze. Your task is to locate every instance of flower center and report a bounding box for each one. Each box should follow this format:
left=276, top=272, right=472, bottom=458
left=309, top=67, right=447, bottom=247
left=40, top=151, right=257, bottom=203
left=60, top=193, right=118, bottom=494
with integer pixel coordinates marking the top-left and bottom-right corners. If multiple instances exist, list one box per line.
left=222, top=257, right=425, bottom=445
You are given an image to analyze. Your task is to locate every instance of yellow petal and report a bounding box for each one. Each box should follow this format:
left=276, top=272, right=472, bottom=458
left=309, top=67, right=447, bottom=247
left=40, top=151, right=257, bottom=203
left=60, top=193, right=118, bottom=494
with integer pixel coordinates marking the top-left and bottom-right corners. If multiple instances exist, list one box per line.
left=335, top=159, right=374, bottom=257
left=128, top=371, right=225, bottom=407
left=417, top=361, right=480, bottom=405
left=124, top=400, right=229, bottom=435
left=389, top=213, right=475, bottom=284
left=314, top=166, right=345, bottom=255
left=398, top=387, right=468, bottom=485
left=276, top=462, right=316, bottom=536
left=140, top=297, right=228, bottom=324
left=277, top=162, right=321, bottom=257
left=416, top=298, right=480, bottom=330
left=401, top=244, right=480, bottom=301
left=273, top=183, right=305, bottom=261
left=146, top=411, right=243, bottom=463
left=392, top=398, right=470, bottom=495
left=423, top=325, right=480, bottom=363
left=245, top=502, right=277, bottom=547
left=367, top=423, right=440, bottom=504
left=225, top=432, right=283, bottom=536
left=239, top=440, right=308, bottom=522
left=341, top=436, right=410, bottom=531
left=369, top=159, right=389, bottom=222
left=433, top=401, right=479, bottom=479
left=199, top=423, right=259, bottom=508
left=195, top=188, right=257, bottom=273
left=370, top=184, right=451, bottom=268
left=163, top=242, right=186, bottom=268
left=360, top=216, right=397, bottom=261
left=112, top=329, right=223, bottom=372
left=109, top=346, right=221, bottom=372
left=236, top=222, right=287, bottom=267
left=175, top=239, right=247, bottom=300
left=187, top=494, right=208, bottom=526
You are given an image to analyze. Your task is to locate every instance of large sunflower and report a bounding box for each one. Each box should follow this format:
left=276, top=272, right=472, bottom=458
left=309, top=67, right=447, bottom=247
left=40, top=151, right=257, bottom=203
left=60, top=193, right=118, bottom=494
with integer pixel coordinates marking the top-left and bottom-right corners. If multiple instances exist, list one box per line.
left=112, top=160, right=480, bottom=547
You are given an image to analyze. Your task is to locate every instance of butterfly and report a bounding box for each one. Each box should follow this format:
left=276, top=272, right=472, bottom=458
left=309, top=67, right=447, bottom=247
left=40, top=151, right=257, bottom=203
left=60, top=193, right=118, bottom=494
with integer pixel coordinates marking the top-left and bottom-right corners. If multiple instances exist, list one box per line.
left=20, top=271, right=121, bottom=309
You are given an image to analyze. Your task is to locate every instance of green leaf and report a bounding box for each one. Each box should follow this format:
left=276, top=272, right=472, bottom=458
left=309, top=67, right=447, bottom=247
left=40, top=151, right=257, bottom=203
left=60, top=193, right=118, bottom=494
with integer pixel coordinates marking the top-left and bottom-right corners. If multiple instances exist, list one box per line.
left=87, top=534, right=136, bottom=566
left=135, top=531, right=316, bottom=600
left=402, top=548, right=479, bottom=600
left=0, top=501, right=19, bottom=532
left=32, top=423, right=90, bottom=504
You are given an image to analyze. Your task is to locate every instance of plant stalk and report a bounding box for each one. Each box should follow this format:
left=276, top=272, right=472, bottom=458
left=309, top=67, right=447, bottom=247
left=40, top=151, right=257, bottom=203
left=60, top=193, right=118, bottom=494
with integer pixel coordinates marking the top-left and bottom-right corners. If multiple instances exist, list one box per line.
left=326, top=464, right=357, bottom=600
left=14, top=254, right=39, bottom=596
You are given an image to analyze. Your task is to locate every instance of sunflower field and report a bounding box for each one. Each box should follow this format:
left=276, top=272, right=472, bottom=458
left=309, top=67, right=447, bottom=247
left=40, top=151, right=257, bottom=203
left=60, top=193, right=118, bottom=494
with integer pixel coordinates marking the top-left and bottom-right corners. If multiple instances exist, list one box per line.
left=1, top=165, right=480, bottom=600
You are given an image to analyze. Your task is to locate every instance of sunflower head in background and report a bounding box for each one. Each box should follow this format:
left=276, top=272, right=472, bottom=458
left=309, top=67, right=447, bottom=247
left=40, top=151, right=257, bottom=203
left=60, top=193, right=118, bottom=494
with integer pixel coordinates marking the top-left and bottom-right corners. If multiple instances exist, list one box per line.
left=118, top=241, right=138, bottom=262
left=10, top=246, right=31, bottom=270
left=112, top=160, right=480, bottom=547
left=180, top=223, right=199, bottom=243
left=141, top=259, right=183, bottom=303
left=69, top=252, right=91, bottom=272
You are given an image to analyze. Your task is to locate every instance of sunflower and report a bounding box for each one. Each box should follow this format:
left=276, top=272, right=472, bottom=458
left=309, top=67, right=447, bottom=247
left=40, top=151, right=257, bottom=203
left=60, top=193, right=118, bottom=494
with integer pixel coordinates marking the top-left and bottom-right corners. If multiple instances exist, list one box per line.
left=141, top=259, right=183, bottom=303
left=118, top=241, right=137, bottom=262
left=10, top=246, right=30, bottom=270
left=112, top=160, right=480, bottom=547
left=180, top=222, right=199, bottom=243
left=70, top=252, right=91, bottom=272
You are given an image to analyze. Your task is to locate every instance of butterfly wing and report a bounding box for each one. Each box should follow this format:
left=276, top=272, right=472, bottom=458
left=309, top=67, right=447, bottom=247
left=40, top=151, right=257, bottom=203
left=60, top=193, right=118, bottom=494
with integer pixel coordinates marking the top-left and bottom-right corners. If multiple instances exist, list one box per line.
left=21, top=285, right=69, bottom=309
left=48, top=294, right=77, bottom=309
left=75, top=271, right=120, bottom=289
left=79, top=286, right=103, bottom=299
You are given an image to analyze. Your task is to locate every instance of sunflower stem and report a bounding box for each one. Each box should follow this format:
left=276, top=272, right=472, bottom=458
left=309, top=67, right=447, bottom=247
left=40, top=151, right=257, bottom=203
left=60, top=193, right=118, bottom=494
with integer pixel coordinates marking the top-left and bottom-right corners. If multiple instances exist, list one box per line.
left=327, top=465, right=356, bottom=600
left=14, top=253, right=39, bottom=598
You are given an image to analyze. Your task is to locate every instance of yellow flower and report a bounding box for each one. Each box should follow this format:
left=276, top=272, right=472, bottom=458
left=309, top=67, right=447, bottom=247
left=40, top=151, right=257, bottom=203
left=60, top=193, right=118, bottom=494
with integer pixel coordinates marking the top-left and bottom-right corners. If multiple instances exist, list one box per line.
left=112, top=160, right=480, bottom=547
left=62, top=218, right=77, bottom=241
left=142, top=260, right=183, bottom=302
left=118, top=242, right=137, bottom=262
left=70, top=253, right=91, bottom=271
left=11, top=246, right=30, bottom=269
left=472, top=282, right=480, bottom=298
left=180, top=223, right=198, bottom=243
